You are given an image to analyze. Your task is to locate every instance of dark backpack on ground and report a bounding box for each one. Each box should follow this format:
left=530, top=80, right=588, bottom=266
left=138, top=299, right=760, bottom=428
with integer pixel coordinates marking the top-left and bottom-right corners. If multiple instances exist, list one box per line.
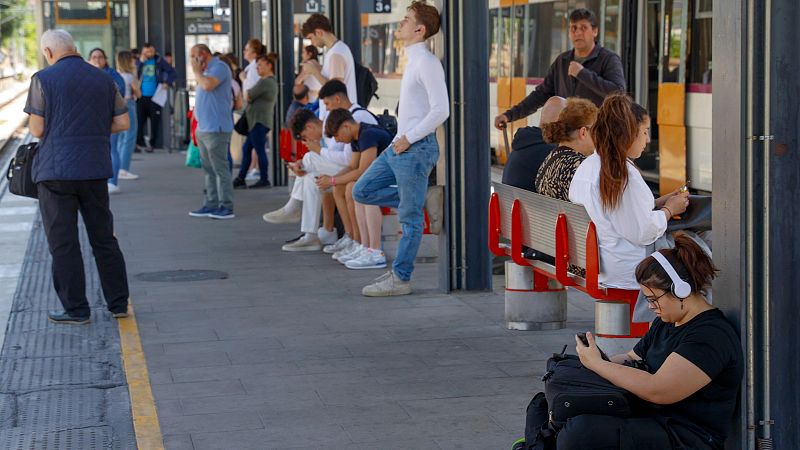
left=353, top=107, right=398, bottom=139
left=354, top=63, right=379, bottom=108
left=543, top=354, right=636, bottom=428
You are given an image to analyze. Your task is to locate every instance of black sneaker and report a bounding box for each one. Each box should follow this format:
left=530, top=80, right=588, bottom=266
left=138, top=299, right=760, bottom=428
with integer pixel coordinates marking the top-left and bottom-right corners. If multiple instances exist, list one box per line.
left=48, top=311, right=90, bottom=325
left=111, top=307, right=129, bottom=318
left=233, top=177, right=248, bottom=189
left=249, top=180, right=271, bottom=189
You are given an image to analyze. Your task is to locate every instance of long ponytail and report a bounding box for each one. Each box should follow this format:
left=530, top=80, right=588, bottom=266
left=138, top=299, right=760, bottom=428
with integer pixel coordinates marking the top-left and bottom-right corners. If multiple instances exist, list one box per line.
left=591, top=93, right=648, bottom=210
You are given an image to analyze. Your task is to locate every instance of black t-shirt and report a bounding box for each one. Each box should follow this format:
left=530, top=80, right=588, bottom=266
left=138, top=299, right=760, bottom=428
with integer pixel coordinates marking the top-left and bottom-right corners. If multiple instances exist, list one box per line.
left=633, top=309, right=743, bottom=445
left=352, top=123, right=393, bottom=155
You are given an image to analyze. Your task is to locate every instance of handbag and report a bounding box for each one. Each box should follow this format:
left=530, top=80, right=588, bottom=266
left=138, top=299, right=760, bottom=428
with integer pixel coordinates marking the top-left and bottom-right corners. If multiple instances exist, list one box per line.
left=5, top=142, right=38, bottom=199
left=234, top=113, right=249, bottom=136
left=667, top=195, right=712, bottom=232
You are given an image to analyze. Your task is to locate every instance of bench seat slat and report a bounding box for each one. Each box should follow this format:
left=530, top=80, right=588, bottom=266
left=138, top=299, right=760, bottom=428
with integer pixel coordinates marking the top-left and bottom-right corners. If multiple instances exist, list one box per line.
left=493, top=182, right=591, bottom=269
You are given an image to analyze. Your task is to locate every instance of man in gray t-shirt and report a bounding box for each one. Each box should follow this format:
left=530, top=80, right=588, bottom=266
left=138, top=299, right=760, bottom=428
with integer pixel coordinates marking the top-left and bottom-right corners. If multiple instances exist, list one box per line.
left=188, top=43, right=236, bottom=220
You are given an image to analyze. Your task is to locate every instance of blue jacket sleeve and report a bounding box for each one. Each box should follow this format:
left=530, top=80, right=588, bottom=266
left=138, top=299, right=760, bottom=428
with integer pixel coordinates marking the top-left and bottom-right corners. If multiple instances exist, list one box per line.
left=157, top=58, right=176, bottom=85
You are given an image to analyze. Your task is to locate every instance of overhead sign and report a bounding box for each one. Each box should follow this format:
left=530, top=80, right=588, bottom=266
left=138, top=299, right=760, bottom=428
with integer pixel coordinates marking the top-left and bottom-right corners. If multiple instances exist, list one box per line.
left=358, top=0, right=392, bottom=14
left=293, top=0, right=321, bottom=13
left=185, top=6, right=214, bottom=20
left=372, top=0, right=392, bottom=13
left=186, top=21, right=230, bottom=35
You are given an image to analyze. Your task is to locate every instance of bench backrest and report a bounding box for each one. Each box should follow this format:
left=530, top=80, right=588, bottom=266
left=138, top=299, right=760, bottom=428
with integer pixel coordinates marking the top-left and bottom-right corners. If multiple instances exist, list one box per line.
left=492, top=182, right=592, bottom=270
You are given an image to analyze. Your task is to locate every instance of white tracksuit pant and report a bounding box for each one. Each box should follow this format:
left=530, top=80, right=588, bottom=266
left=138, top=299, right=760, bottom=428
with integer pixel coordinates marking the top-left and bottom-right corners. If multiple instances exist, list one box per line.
left=290, top=151, right=346, bottom=234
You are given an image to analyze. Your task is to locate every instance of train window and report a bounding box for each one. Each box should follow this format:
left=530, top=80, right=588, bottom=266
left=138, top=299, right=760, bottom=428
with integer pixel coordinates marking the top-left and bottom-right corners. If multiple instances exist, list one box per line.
left=696, top=0, right=712, bottom=16
left=601, top=0, right=621, bottom=54
left=688, top=16, right=712, bottom=85
left=489, top=8, right=499, bottom=78
left=524, top=2, right=563, bottom=79
left=661, top=0, right=685, bottom=83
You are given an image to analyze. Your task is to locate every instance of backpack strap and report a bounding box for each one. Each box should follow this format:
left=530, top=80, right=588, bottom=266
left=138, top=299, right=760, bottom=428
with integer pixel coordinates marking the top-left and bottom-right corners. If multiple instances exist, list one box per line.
left=351, top=107, right=379, bottom=123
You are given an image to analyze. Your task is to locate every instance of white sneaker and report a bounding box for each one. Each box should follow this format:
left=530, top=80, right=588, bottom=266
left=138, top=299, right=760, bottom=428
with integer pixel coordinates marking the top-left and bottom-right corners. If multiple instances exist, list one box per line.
left=245, top=168, right=260, bottom=181
left=345, top=249, right=387, bottom=270
left=118, top=169, right=140, bottom=180
left=362, top=271, right=412, bottom=297
left=262, top=207, right=301, bottom=224
left=324, top=235, right=352, bottom=254
left=281, top=234, right=322, bottom=252
left=332, top=240, right=358, bottom=260
left=318, top=227, right=338, bottom=245
left=107, top=183, right=120, bottom=194
left=338, top=245, right=366, bottom=264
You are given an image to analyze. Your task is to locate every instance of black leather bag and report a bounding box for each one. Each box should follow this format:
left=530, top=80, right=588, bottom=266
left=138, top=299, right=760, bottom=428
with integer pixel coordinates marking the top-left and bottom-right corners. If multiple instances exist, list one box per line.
left=667, top=195, right=712, bottom=232
left=5, top=142, right=38, bottom=199
left=234, top=114, right=249, bottom=136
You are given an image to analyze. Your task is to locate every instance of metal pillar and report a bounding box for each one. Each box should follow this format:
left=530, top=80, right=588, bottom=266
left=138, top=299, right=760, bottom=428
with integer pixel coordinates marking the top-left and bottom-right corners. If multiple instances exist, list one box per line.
left=713, top=0, right=749, bottom=448
left=330, top=0, right=362, bottom=65
left=137, top=0, right=186, bottom=86
left=765, top=0, right=800, bottom=447
left=715, top=0, right=800, bottom=447
left=268, top=0, right=295, bottom=186
left=442, top=0, right=491, bottom=291
left=232, top=0, right=252, bottom=59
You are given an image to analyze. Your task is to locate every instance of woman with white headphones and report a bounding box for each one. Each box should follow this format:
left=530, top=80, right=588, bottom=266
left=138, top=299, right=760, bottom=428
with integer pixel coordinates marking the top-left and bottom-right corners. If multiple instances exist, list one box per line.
left=559, top=233, right=743, bottom=449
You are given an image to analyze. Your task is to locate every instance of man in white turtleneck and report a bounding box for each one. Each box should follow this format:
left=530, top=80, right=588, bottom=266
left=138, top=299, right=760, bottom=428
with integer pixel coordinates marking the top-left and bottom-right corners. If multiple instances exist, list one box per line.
left=352, top=0, right=450, bottom=297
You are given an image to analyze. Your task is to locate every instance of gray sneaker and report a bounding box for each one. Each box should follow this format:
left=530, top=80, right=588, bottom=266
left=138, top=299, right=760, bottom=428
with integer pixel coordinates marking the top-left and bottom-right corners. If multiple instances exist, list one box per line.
left=362, top=271, right=412, bottom=297
left=281, top=235, right=322, bottom=252
left=263, top=207, right=301, bottom=224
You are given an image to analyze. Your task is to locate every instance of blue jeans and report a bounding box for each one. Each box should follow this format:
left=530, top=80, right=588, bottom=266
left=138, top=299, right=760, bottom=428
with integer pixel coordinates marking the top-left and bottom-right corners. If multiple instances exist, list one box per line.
left=108, top=133, right=120, bottom=186
left=352, top=134, right=439, bottom=281
left=119, top=99, right=138, bottom=172
left=108, top=99, right=138, bottom=185
left=236, top=123, right=269, bottom=182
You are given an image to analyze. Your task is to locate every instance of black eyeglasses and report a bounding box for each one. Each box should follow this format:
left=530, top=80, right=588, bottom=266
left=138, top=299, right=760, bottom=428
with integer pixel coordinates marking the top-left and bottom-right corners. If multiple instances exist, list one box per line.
left=644, top=290, right=669, bottom=307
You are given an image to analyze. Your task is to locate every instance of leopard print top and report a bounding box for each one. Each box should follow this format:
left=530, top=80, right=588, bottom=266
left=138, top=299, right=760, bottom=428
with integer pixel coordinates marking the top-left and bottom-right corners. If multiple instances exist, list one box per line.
left=534, top=145, right=587, bottom=277
left=534, top=146, right=587, bottom=201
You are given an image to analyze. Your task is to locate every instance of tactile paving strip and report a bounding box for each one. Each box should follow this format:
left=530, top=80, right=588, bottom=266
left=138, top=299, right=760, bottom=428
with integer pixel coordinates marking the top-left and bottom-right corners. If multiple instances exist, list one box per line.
left=0, top=215, right=136, bottom=449
left=15, top=388, right=105, bottom=430
left=0, top=356, right=124, bottom=392
left=0, top=426, right=117, bottom=450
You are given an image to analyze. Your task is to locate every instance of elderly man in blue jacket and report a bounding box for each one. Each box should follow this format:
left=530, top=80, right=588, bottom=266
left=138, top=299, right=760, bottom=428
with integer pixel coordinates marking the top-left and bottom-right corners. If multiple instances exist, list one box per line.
left=25, top=29, right=131, bottom=324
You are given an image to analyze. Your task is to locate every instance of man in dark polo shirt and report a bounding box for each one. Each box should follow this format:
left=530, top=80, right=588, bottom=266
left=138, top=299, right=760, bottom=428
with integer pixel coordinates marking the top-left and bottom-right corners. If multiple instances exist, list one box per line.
left=494, top=8, right=625, bottom=130
left=320, top=107, right=394, bottom=270
left=25, top=29, right=131, bottom=324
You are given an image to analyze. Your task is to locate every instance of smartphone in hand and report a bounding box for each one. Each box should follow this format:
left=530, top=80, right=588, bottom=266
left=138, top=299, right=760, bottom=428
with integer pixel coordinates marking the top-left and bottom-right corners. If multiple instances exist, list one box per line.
left=576, top=332, right=611, bottom=362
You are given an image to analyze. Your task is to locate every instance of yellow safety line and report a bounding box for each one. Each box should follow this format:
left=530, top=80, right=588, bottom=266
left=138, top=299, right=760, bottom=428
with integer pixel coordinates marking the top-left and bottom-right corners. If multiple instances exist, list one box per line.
left=117, top=303, right=165, bottom=450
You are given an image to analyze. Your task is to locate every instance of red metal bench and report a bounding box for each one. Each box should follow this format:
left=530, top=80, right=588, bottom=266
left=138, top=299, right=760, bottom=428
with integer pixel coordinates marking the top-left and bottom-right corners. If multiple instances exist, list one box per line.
left=489, top=182, right=649, bottom=340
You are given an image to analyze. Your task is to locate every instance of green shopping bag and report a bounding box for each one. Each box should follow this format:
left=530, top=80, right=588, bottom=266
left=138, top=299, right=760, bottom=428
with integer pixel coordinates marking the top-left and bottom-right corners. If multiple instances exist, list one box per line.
left=185, top=141, right=201, bottom=168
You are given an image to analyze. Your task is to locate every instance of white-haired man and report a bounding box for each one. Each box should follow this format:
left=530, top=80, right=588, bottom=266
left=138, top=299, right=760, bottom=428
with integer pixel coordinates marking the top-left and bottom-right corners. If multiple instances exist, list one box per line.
left=24, top=29, right=131, bottom=324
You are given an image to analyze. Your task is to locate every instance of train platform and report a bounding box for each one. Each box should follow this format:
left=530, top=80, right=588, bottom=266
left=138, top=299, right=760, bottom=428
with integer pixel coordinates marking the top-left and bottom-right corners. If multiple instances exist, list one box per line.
left=0, top=150, right=596, bottom=450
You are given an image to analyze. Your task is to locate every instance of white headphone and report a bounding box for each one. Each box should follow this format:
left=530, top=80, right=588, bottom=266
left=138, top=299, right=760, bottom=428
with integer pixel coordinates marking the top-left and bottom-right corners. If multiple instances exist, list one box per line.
left=650, top=251, right=692, bottom=299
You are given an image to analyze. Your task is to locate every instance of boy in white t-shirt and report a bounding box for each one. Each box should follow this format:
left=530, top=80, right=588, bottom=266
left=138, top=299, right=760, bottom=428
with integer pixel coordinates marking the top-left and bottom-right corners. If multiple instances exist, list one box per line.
left=300, top=14, right=357, bottom=117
